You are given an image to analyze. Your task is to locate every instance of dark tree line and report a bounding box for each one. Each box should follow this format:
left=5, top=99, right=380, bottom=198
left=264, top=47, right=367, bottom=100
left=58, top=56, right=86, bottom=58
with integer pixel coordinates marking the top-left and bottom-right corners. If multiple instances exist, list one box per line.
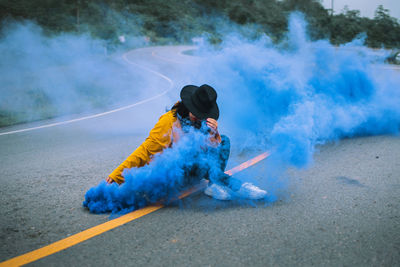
left=1, top=0, right=399, bottom=48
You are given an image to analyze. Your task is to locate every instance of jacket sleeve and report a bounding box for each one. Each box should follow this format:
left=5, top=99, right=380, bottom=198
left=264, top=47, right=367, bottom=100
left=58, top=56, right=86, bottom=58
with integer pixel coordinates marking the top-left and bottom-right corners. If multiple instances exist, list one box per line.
left=109, top=113, right=173, bottom=184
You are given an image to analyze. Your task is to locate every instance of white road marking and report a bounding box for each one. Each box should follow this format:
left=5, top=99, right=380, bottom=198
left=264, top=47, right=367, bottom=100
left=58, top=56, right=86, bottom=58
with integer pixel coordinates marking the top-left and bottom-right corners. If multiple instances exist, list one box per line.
left=122, top=50, right=174, bottom=85
left=0, top=49, right=175, bottom=136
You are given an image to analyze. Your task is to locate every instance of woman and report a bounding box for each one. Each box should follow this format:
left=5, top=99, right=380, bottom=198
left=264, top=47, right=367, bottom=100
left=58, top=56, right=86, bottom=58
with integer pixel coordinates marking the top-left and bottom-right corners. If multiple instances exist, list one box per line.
left=106, top=84, right=267, bottom=200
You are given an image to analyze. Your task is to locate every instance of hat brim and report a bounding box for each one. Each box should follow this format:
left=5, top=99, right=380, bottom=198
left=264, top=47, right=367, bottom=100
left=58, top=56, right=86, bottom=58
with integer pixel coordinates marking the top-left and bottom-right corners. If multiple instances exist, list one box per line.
left=180, top=85, right=219, bottom=120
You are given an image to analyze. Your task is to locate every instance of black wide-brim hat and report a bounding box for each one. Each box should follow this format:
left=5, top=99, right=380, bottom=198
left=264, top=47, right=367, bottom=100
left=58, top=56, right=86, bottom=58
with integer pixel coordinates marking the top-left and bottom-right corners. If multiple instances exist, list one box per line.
left=180, top=84, right=219, bottom=120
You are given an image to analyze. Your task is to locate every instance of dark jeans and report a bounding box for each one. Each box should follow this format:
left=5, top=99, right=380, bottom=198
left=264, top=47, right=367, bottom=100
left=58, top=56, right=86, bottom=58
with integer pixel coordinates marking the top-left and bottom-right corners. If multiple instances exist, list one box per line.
left=184, top=135, right=242, bottom=191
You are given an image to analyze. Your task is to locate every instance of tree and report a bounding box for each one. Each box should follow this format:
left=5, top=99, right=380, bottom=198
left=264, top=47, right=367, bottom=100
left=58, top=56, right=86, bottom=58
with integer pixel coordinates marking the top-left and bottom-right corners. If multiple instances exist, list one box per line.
left=366, top=5, right=400, bottom=48
left=329, top=6, right=364, bottom=44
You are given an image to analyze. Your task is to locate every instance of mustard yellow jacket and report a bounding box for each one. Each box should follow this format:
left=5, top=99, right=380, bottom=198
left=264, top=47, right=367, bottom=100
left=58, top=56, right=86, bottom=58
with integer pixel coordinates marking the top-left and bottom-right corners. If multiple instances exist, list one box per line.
left=109, top=109, right=221, bottom=184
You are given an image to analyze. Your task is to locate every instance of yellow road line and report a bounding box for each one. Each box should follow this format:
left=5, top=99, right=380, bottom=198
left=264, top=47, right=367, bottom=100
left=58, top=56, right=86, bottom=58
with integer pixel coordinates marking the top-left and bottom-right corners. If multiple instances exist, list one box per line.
left=0, top=205, right=163, bottom=267
left=225, top=152, right=270, bottom=176
left=0, top=152, right=270, bottom=267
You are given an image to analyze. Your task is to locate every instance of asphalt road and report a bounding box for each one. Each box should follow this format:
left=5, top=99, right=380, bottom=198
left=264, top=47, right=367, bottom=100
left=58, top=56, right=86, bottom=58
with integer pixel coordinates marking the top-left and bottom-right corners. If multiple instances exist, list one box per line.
left=1, top=46, right=399, bottom=266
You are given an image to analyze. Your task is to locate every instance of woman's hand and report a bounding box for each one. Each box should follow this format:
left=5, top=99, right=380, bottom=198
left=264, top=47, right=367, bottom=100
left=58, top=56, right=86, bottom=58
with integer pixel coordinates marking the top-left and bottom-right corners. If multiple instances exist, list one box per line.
left=206, top=118, right=218, bottom=134
left=106, top=176, right=114, bottom=184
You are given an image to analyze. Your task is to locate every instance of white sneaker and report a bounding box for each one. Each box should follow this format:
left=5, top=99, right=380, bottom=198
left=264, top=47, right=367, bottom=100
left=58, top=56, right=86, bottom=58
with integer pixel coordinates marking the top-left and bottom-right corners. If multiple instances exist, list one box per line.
left=204, top=183, right=233, bottom=200
left=236, top=182, right=267, bottom=200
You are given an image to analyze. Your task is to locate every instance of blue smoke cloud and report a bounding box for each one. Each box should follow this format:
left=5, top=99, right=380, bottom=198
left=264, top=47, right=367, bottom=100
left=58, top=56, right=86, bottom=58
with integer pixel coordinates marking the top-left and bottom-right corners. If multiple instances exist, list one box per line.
left=0, top=20, right=148, bottom=124
left=196, top=13, right=399, bottom=167
left=83, top=126, right=224, bottom=214
left=84, top=13, right=399, bottom=214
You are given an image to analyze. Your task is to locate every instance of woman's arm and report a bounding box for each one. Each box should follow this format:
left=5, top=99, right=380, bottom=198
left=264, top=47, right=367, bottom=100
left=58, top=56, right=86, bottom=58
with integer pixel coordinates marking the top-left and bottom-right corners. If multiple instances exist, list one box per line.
left=108, top=112, right=175, bottom=184
left=206, top=118, right=221, bottom=144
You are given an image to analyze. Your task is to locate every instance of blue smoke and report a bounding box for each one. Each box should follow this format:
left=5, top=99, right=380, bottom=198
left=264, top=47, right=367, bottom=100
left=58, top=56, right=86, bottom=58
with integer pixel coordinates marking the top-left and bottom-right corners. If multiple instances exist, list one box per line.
left=83, top=126, right=224, bottom=214
left=195, top=13, right=399, bottom=168
left=84, top=14, right=400, bottom=213
left=0, top=20, right=148, bottom=124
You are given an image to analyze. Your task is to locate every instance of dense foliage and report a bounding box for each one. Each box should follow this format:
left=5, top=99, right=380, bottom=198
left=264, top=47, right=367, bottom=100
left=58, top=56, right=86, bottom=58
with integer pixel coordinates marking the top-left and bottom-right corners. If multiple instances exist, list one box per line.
left=1, top=0, right=399, bottom=48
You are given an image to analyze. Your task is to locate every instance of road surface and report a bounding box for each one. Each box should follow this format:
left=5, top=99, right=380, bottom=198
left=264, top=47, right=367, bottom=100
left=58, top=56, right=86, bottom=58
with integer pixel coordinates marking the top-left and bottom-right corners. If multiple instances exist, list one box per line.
left=0, top=46, right=399, bottom=266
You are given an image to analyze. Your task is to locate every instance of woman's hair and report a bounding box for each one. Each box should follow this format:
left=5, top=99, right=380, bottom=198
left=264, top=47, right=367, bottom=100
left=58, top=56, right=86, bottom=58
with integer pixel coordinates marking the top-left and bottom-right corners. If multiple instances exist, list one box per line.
left=171, top=101, right=189, bottom=118
left=171, top=101, right=205, bottom=130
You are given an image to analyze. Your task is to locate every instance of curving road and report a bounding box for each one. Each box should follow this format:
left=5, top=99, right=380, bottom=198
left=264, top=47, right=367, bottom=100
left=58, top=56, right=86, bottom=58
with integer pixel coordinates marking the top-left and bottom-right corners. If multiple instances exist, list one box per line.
left=1, top=46, right=399, bottom=266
